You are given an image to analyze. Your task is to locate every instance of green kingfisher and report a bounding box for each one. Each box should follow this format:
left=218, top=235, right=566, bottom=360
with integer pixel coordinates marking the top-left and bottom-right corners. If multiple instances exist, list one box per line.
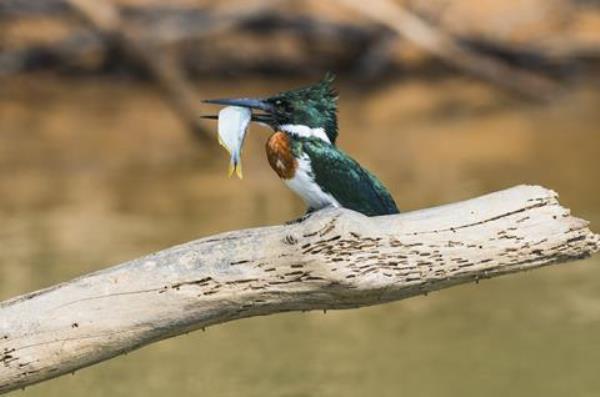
left=204, top=74, right=399, bottom=217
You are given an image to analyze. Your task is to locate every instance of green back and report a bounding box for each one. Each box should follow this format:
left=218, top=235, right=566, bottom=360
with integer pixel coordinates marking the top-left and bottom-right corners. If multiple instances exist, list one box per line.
left=294, top=137, right=399, bottom=217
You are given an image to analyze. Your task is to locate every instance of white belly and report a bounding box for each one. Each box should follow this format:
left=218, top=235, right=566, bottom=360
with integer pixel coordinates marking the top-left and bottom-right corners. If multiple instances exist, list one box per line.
left=283, top=155, right=340, bottom=210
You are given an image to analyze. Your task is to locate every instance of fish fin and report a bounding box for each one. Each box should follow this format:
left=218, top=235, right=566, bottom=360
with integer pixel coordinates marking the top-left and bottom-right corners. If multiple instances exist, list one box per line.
left=218, top=134, right=231, bottom=154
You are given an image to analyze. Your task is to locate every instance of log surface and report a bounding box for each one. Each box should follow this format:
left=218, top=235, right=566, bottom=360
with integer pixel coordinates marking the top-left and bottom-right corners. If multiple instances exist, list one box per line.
left=0, top=185, right=598, bottom=394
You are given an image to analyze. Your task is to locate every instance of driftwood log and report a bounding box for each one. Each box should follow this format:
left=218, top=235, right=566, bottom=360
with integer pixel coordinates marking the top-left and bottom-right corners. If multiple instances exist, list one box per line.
left=0, top=185, right=598, bottom=394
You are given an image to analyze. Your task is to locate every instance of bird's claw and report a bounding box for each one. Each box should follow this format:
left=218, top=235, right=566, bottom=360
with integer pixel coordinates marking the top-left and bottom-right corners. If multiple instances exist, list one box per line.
left=285, top=209, right=316, bottom=225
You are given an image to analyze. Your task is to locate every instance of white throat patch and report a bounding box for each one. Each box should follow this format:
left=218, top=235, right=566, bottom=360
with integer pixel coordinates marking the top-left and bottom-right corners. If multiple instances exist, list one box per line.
left=280, top=124, right=330, bottom=144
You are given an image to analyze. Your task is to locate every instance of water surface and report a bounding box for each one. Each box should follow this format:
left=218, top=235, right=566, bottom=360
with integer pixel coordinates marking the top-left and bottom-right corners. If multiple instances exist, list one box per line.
left=1, top=76, right=599, bottom=397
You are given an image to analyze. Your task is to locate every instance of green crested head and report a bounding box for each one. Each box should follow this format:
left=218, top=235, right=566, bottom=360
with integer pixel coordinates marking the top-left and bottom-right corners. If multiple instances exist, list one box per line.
left=264, top=73, right=338, bottom=144
left=203, top=73, right=339, bottom=144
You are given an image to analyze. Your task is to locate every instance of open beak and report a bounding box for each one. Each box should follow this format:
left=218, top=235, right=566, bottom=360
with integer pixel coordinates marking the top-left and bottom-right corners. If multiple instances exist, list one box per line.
left=202, top=97, right=273, bottom=124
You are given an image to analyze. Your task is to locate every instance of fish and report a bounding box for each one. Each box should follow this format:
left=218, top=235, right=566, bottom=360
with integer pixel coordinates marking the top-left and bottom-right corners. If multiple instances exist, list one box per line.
left=217, top=106, right=252, bottom=179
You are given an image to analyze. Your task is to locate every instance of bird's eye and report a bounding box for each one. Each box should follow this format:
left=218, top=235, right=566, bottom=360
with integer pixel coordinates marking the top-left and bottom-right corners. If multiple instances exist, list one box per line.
left=273, top=100, right=292, bottom=113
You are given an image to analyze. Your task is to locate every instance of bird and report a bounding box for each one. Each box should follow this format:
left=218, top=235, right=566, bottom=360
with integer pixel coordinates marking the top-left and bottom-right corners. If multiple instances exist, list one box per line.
left=204, top=73, right=399, bottom=217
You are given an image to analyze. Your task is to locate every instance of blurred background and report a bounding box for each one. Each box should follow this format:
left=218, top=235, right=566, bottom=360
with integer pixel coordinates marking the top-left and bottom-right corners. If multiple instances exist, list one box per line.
left=1, top=0, right=600, bottom=396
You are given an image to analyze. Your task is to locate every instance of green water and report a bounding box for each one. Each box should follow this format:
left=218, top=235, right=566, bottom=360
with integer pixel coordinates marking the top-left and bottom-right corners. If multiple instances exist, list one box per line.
left=0, top=76, right=599, bottom=396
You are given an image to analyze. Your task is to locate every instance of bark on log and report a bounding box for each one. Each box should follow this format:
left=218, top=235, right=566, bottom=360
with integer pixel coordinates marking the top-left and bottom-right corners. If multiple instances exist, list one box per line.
left=0, top=185, right=598, bottom=394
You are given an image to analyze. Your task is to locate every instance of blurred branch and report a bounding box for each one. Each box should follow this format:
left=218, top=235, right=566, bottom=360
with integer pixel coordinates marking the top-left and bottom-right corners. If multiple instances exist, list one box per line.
left=0, top=10, right=381, bottom=77
left=0, top=185, right=598, bottom=393
left=2, top=2, right=597, bottom=86
left=335, top=0, right=561, bottom=100
left=352, top=28, right=398, bottom=80
left=137, top=1, right=291, bottom=45
left=0, top=0, right=68, bottom=17
left=0, top=31, right=104, bottom=76
left=65, top=0, right=212, bottom=142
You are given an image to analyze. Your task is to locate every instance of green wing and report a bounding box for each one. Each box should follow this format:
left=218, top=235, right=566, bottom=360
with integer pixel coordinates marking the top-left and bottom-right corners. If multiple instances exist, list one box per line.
left=300, top=138, right=399, bottom=216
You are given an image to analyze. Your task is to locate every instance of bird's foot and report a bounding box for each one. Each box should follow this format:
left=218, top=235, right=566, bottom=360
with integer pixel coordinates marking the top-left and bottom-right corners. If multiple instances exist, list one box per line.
left=285, top=208, right=317, bottom=225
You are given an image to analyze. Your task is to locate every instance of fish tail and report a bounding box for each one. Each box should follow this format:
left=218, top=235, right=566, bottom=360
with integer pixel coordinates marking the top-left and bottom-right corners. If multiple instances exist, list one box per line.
left=235, top=161, right=243, bottom=179
left=232, top=151, right=243, bottom=179
left=229, top=151, right=243, bottom=179
left=227, top=160, right=235, bottom=178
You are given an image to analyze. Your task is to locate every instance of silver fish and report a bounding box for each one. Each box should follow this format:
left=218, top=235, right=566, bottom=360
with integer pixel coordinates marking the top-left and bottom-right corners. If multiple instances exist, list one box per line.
left=217, top=106, right=252, bottom=179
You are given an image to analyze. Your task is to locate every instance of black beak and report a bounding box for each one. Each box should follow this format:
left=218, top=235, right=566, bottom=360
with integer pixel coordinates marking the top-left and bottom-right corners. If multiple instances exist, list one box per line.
left=203, top=97, right=273, bottom=111
left=202, top=97, right=274, bottom=124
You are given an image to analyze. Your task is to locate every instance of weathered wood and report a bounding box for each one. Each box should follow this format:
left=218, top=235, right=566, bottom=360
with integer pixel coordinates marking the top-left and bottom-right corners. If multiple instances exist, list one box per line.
left=0, top=185, right=598, bottom=393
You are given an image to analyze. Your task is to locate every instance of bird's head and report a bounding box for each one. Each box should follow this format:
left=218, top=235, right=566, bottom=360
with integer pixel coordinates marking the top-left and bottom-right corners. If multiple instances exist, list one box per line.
left=204, top=73, right=339, bottom=144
